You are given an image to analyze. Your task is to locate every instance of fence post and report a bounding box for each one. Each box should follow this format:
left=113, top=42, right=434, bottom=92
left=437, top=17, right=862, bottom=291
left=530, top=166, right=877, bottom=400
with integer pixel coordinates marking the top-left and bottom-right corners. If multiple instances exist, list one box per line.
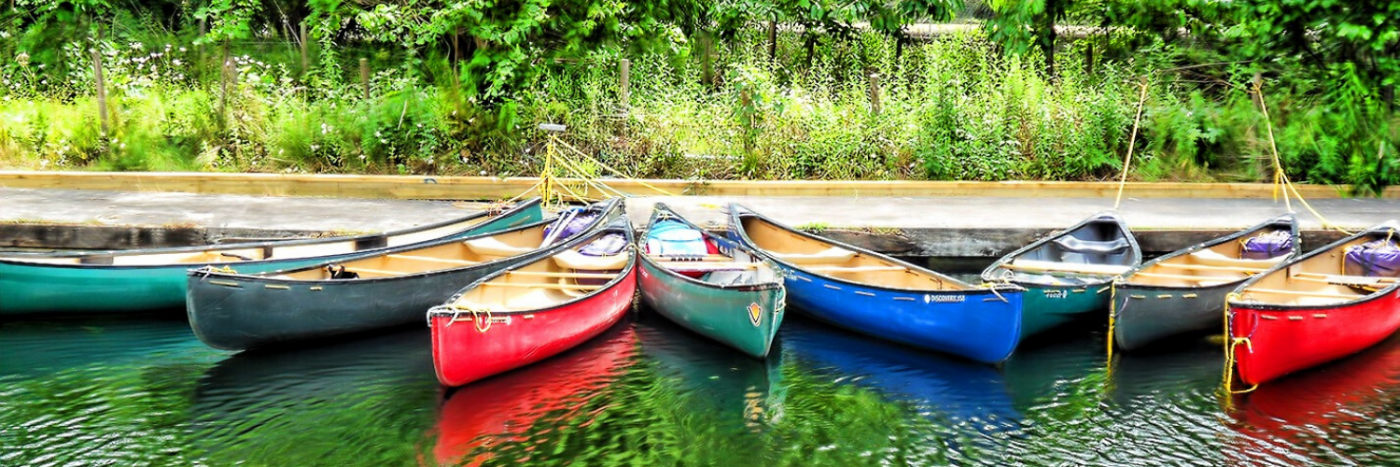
left=91, top=49, right=109, bottom=137
left=868, top=73, right=882, bottom=115
left=768, top=21, right=777, bottom=63
left=618, top=59, right=630, bottom=117
left=300, top=22, right=310, bottom=76
left=360, top=58, right=370, bottom=99
left=219, top=44, right=230, bottom=127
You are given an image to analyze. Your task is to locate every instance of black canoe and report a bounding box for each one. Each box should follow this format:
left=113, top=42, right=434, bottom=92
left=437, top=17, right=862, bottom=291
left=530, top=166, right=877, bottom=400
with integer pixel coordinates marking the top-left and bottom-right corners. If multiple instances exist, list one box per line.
left=185, top=199, right=622, bottom=351
left=1112, top=214, right=1299, bottom=351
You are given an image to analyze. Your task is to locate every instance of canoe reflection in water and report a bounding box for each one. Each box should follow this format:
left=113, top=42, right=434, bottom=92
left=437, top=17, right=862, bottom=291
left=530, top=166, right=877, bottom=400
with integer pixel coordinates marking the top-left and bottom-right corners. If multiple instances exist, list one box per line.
left=779, top=316, right=1021, bottom=433
left=1227, top=333, right=1400, bottom=466
left=431, top=322, right=638, bottom=466
left=634, top=312, right=787, bottom=431
left=190, top=330, right=438, bottom=463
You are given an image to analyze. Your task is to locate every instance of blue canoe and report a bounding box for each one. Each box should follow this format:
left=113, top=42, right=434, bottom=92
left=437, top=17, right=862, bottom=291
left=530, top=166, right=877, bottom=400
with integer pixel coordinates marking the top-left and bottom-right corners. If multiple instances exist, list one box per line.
left=727, top=204, right=1024, bottom=364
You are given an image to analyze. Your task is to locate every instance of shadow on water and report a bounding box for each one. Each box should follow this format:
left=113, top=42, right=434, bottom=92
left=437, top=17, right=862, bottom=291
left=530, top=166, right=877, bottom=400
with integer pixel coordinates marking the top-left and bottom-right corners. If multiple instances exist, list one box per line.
left=190, top=328, right=441, bottom=465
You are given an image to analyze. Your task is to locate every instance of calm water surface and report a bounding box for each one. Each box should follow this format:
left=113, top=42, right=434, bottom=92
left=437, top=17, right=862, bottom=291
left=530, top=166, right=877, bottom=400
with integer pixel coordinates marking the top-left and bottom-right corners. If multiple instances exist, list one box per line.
left=4, top=308, right=1400, bottom=466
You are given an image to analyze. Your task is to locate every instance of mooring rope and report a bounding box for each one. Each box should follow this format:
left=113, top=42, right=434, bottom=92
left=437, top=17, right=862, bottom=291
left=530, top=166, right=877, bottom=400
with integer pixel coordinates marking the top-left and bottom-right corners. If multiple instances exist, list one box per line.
left=1252, top=78, right=1353, bottom=235
left=1114, top=77, right=1151, bottom=211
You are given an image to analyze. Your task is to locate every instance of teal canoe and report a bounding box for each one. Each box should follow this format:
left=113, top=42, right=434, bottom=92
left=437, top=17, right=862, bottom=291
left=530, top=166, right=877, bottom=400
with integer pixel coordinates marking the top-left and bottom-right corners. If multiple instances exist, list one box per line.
left=981, top=211, right=1141, bottom=339
left=0, top=198, right=543, bottom=316
left=637, top=203, right=785, bottom=358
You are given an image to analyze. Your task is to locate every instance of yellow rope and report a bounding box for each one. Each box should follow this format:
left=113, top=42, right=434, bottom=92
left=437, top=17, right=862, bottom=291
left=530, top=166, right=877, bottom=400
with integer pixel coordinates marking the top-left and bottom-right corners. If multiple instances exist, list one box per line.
left=1253, top=78, right=1353, bottom=235
left=1114, top=78, right=1151, bottom=210
left=554, top=137, right=678, bottom=196
left=1220, top=292, right=1260, bottom=394
left=1106, top=280, right=1118, bottom=370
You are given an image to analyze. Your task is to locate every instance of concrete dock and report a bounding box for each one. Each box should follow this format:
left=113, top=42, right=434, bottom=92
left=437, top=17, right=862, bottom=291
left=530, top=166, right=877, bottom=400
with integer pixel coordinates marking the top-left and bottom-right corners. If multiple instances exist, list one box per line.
left=3, top=188, right=1398, bottom=256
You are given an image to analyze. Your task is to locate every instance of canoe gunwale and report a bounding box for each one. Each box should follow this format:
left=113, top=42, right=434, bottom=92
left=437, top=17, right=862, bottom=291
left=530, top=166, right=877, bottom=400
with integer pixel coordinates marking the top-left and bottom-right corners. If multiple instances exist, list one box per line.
left=427, top=216, right=638, bottom=319
left=0, top=197, right=545, bottom=270
left=184, top=199, right=620, bottom=284
left=1228, top=222, right=1400, bottom=312
left=638, top=203, right=783, bottom=293
left=727, top=204, right=1022, bottom=295
left=980, top=210, right=1142, bottom=286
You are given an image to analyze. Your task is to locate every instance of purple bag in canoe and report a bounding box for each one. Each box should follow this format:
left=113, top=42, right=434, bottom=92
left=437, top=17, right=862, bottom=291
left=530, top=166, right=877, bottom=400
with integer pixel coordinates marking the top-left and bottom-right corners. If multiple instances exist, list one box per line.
left=1241, top=231, right=1294, bottom=260
left=1344, top=240, right=1400, bottom=277
left=543, top=209, right=600, bottom=245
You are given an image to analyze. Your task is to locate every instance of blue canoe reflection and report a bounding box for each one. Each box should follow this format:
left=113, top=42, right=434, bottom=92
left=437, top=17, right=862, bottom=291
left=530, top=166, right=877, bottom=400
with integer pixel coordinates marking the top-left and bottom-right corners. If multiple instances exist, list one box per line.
left=778, top=316, right=1022, bottom=432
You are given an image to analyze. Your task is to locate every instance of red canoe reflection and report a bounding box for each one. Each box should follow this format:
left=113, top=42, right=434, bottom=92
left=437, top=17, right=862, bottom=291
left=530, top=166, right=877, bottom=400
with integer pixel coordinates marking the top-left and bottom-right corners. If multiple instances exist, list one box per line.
left=1228, top=334, right=1400, bottom=465
left=430, top=324, right=638, bottom=466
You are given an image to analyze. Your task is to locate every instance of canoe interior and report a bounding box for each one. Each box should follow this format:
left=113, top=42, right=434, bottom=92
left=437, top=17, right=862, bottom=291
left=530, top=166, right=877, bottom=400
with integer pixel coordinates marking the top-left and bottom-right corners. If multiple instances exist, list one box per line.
left=1125, top=223, right=1294, bottom=288
left=738, top=216, right=967, bottom=291
left=646, top=210, right=779, bottom=288
left=0, top=208, right=496, bottom=267
left=1238, top=228, right=1400, bottom=307
left=450, top=229, right=632, bottom=313
left=988, top=216, right=1137, bottom=286
left=269, top=222, right=551, bottom=280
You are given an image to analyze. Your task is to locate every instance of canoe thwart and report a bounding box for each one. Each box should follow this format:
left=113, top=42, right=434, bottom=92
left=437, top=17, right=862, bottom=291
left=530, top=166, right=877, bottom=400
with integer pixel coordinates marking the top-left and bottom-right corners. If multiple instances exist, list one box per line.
left=508, top=271, right=618, bottom=279
left=1156, top=262, right=1268, bottom=273
left=1242, top=287, right=1366, bottom=300
left=1005, top=259, right=1131, bottom=276
left=481, top=282, right=604, bottom=291
left=805, top=265, right=907, bottom=273
left=386, top=254, right=479, bottom=266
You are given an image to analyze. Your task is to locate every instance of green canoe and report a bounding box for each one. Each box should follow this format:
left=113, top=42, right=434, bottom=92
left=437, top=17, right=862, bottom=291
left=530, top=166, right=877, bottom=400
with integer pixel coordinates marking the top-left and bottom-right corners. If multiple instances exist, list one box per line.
left=637, top=203, right=786, bottom=358
left=0, top=198, right=542, bottom=316
left=982, top=211, right=1141, bottom=339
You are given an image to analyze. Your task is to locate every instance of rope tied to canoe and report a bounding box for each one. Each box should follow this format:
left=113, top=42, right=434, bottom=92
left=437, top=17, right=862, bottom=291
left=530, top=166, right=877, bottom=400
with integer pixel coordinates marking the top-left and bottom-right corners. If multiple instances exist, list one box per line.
left=430, top=305, right=509, bottom=332
left=1252, top=78, right=1352, bottom=236
left=1220, top=292, right=1260, bottom=394
left=976, top=282, right=1009, bottom=303
left=1106, top=279, right=1120, bottom=368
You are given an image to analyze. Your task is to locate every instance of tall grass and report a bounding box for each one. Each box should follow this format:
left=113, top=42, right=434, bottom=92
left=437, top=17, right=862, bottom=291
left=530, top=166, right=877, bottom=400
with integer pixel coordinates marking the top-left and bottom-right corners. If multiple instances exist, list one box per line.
left=1, top=27, right=1394, bottom=187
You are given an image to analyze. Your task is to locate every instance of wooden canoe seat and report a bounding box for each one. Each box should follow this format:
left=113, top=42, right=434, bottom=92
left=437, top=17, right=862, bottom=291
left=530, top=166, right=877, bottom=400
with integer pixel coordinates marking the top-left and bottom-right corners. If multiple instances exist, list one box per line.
left=1189, top=249, right=1285, bottom=269
left=771, top=247, right=855, bottom=265
left=1053, top=236, right=1130, bottom=255
left=553, top=250, right=628, bottom=270
left=464, top=237, right=536, bottom=257
left=387, top=254, right=478, bottom=266
left=1132, top=271, right=1235, bottom=285
left=342, top=267, right=400, bottom=277
left=806, top=265, right=906, bottom=273
left=1006, top=259, right=1131, bottom=275
left=663, top=262, right=760, bottom=272
left=1291, top=273, right=1398, bottom=287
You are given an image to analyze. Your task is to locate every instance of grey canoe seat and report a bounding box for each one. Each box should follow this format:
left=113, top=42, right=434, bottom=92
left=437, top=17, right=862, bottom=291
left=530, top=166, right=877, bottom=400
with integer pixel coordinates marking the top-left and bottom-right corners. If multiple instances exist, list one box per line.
left=1053, top=236, right=1130, bottom=255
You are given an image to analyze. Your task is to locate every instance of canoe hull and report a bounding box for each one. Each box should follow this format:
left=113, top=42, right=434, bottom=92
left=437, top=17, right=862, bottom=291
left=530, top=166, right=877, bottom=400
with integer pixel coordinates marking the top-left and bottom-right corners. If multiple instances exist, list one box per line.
left=189, top=265, right=501, bottom=351
left=1113, top=282, right=1233, bottom=351
left=1230, top=292, right=1400, bottom=386
left=0, top=205, right=541, bottom=316
left=431, top=268, right=638, bottom=387
left=779, top=266, right=1022, bottom=364
left=1019, top=283, right=1111, bottom=338
left=638, top=259, right=784, bottom=358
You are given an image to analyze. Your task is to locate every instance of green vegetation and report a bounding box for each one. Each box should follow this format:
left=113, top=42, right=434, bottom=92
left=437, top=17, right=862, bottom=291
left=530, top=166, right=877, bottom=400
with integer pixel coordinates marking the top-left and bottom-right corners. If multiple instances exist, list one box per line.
left=0, top=1, right=1396, bottom=193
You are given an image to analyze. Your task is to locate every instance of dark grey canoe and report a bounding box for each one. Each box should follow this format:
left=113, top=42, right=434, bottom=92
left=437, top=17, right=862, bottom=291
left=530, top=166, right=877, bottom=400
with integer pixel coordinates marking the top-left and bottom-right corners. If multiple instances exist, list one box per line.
left=1112, top=214, right=1299, bottom=351
left=186, top=199, right=622, bottom=351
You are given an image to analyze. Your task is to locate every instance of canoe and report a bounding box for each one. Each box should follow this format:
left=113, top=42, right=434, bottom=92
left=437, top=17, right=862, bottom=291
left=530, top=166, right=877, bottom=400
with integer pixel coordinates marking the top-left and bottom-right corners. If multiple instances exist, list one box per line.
left=981, top=211, right=1141, bottom=339
left=728, top=204, right=1024, bottom=364
left=1112, top=215, right=1299, bottom=351
left=1226, top=221, right=1400, bottom=388
left=638, top=203, right=785, bottom=358
left=0, top=198, right=544, bottom=316
left=186, top=199, right=622, bottom=351
left=429, top=216, right=638, bottom=387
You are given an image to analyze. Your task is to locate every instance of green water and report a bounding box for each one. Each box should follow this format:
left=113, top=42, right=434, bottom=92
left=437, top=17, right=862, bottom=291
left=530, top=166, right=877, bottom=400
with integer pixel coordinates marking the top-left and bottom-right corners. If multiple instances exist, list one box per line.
left=3, top=311, right=1400, bottom=466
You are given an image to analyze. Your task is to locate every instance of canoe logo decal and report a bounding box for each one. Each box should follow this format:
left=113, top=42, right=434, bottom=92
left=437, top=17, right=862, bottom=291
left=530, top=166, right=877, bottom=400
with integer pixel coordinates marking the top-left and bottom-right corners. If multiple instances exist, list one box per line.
left=1044, top=289, right=1068, bottom=299
left=925, top=294, right=965, bottom=304
left=747, top=303, right=763, bottom=327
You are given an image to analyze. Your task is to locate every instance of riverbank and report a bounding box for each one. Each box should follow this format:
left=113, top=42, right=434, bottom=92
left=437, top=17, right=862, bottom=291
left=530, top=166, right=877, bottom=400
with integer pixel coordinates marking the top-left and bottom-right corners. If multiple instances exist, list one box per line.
left=4, top=186, right=1394, bottom=256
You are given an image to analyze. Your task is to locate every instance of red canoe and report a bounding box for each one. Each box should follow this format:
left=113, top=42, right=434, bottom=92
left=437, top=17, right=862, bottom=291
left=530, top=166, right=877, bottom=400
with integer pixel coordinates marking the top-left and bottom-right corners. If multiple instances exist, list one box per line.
left=429, top=218, right=638, bottom=387
left=1227, top=222, right=1400, bottom=388
left=431, top=325, right=637, bottom=466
